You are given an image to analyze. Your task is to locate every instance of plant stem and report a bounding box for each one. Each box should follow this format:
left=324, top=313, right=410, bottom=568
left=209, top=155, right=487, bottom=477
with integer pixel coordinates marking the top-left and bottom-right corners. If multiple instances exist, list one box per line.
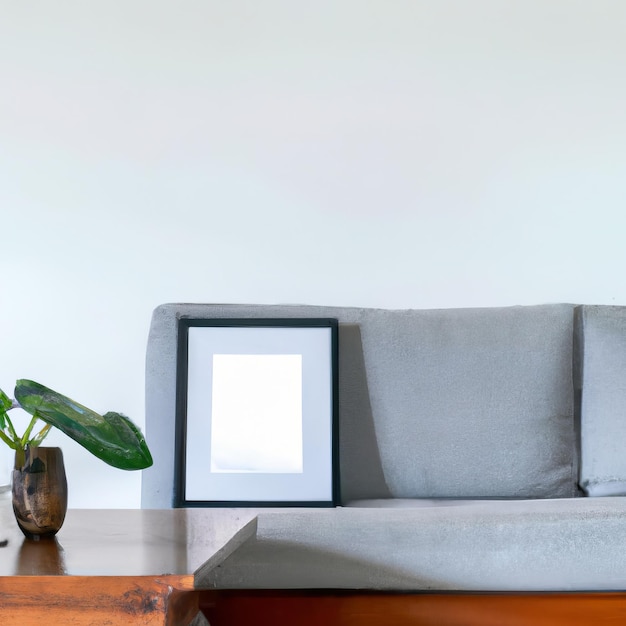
left=14, top=446, right=25, bottom=469
left=20, top=413, right=40, bottom=447
left=29, top=423, right=52, bottom=447
left=4, top=412, right=20, bottom=442
left=0, top=429, right=17, bottom=450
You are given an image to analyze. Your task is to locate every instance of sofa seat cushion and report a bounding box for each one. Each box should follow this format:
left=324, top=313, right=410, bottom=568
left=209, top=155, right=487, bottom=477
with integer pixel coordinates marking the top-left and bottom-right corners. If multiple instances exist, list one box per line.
left=198, top=498, right=626, bottom=591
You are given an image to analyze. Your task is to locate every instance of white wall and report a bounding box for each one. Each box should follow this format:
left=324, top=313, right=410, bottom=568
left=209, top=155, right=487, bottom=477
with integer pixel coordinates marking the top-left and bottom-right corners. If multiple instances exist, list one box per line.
left=1, top=1, right=625, bottom=507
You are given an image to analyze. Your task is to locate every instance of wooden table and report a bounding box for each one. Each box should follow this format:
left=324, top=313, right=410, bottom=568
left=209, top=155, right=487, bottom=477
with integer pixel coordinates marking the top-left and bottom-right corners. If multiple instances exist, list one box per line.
left=0, top=494, right=257, bottom=626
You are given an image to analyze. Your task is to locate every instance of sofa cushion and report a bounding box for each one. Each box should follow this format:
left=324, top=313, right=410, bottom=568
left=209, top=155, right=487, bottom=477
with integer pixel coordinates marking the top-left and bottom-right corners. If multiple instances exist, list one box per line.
left=142, top=303, right=577, bottom=507
left=352, top=304, right=577, bottom=499
left=577, top=306, right=626, bottom=496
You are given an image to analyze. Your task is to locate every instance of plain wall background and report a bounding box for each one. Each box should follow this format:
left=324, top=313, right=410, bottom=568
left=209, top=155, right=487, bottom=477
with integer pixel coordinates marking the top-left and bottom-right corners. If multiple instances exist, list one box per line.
left=1, top=1, right=625, bottom=507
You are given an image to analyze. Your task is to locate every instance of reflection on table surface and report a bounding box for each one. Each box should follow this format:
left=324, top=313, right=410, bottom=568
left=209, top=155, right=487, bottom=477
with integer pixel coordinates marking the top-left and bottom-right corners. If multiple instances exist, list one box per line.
left=0, top=495, right=257, bottom=579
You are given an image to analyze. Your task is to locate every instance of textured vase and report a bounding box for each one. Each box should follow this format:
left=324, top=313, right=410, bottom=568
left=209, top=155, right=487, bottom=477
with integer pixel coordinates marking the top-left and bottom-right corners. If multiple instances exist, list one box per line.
left=12, top=446, right=68, bottom=539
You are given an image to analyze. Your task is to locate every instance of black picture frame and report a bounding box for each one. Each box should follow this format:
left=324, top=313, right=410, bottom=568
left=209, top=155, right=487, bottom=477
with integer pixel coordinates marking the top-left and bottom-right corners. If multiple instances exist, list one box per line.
left=174, top=318, right=339, bottom=507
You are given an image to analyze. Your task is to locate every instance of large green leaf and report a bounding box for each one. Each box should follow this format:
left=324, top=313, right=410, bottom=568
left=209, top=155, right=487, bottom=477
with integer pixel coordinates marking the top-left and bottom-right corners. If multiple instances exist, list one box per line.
left=14, top=379, right=153, bottom=470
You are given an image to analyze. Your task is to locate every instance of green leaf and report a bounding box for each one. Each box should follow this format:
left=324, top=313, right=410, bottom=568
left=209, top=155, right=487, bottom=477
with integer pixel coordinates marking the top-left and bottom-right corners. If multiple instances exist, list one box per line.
left=0, top=389, right=10, bottom=433
left=0, top=388, right=12, bottom=412
left=14, top=379, right=153, bottom=471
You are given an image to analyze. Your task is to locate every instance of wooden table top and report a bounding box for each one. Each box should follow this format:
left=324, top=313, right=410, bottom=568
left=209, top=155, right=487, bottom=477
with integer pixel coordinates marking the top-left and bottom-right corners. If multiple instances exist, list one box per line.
left=0, top=492, right=257, bottom=581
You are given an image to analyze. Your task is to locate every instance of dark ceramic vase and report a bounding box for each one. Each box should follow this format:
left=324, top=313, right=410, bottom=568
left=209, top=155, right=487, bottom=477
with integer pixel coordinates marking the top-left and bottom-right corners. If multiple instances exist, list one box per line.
left=12, top=446, right=68, bottom=540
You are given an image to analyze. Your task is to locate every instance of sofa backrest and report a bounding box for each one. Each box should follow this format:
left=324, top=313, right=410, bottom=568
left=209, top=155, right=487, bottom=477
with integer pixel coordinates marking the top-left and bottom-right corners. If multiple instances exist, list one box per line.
left=141, top=303, right=579, bottom=507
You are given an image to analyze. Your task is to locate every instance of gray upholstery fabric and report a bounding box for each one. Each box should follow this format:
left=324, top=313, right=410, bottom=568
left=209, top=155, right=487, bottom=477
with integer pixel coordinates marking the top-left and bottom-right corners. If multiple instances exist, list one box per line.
left=198, top=498, right=626, bottom=591
left=578, top=306, right=626, bottom=496
left=347, top=304, right=576, bottom=499
left=142, top=303, right=577, bottom=506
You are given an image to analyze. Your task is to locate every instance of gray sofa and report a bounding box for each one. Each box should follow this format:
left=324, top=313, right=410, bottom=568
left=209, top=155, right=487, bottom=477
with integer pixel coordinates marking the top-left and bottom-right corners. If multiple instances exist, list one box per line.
left=142, top=303, right=626, bottom=591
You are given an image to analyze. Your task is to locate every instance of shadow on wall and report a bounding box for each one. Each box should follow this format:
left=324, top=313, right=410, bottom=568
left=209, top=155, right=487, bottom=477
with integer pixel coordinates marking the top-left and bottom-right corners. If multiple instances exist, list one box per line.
left=338, top=324, right=390, bottom=502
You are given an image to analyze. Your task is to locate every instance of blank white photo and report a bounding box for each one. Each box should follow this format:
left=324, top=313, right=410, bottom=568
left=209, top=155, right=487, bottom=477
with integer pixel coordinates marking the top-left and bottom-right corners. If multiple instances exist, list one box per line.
left=210, top=354, right=303, bottom=473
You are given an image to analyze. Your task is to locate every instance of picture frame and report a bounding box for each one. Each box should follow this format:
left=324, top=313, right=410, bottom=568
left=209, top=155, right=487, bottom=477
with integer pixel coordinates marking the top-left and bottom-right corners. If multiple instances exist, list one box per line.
left=174, top=318, right=339, bottom=507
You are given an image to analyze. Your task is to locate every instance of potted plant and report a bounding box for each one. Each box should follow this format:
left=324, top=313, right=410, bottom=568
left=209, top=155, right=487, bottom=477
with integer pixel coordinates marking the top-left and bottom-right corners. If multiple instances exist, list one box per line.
left=0, top=379, right=152, bottom=539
